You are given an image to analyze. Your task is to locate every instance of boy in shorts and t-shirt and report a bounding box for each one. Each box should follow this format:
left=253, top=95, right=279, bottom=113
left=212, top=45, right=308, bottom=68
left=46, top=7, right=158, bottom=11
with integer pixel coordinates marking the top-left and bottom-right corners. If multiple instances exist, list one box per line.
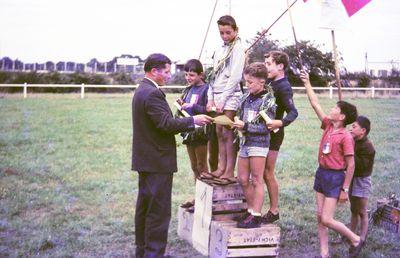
left=301, top=70, right=363, bottom=258
left=349, top=116, right=375, bottom=244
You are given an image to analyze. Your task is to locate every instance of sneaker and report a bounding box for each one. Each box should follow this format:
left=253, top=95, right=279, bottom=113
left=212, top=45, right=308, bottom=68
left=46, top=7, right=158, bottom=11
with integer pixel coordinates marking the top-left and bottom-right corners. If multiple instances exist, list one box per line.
left=262, top=211, right=280, bottom=224
left=237, top=214, right=262, bottom=228
left=233, top=211, right=251, bottom=222
left=349, top=240, right=364, bottom=257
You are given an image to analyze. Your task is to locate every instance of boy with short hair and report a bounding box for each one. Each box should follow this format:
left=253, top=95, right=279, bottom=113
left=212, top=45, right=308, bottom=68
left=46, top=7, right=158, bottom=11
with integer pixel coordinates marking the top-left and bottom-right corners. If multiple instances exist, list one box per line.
left=205, top=15, right=246, bottom=179
left=262, top=51, right=298, bottom=223
left=179, top=59, right=209, bottom=181
left=300, top=71, right=363, bottom=258
left=232, top=62, right=276, bottom=228
left=349, top=116, right=375, bottom=244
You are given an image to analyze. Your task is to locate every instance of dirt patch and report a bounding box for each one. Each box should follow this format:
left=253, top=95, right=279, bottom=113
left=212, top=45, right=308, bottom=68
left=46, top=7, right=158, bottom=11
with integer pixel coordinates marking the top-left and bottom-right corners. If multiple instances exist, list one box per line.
left=1, top=167, right=21, bottom=176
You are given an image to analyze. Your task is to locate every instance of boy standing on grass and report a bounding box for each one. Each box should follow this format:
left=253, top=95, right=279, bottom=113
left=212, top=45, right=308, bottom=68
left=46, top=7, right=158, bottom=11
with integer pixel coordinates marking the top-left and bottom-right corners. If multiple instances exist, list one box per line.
left=205, top=15, right=246, bottom=179
left=300, top=70, right=363, bottom=258
left=262, top=51, right=298, bottom=224
left=349, top=116, right=375, bottom=244
left=232, top=62, right=276, bottom=228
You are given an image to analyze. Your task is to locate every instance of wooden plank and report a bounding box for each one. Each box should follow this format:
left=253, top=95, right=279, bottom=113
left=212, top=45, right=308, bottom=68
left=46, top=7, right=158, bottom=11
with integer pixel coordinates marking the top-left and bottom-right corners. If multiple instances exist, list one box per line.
left=212, top=212, right=246, bottom=222
left=212, top=183, right=245, bottom=201
left=226, top=246, right=279, bottom=257
left=210, top=221, right=280, bottom=258
left=212, top=202, right=248, bottom=212
left=209, top=221, right=230, bottom=258
left=192, top=179, right=214, bottom=256
left=177, top=207, right=194, bottom=244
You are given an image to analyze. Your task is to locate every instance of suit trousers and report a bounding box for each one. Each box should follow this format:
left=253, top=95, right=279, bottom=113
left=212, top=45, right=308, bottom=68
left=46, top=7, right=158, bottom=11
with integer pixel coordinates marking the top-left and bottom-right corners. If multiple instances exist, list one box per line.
left=135, top=172, right=173, bottom=258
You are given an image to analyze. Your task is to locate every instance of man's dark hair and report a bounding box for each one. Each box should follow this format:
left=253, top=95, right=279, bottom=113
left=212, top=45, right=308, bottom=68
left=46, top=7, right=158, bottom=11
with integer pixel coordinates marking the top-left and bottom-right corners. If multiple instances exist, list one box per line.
left=144, top=53, right=171, bottom=72
left=184, top=59, right=203, bottom=74
left=264, top=51, right=289, bottom=70
left=244, top=62, right=268, bottom=81
left=337, top=101, right=358, bottom=126
left=356, top=115, right=371, bottom=135
left=217, top=15, right=238, bottom=31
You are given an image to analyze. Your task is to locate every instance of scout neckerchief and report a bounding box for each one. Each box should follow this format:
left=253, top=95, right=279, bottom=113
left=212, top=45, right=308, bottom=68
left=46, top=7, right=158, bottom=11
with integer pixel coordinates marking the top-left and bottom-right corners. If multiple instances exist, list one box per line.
left=206, top=36, right=241, bottom=84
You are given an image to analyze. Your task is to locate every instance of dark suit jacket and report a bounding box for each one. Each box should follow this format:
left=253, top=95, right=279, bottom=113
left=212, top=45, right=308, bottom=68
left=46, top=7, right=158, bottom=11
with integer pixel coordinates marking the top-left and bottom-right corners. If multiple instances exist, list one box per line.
left=131, top=78, right=195, bottom=174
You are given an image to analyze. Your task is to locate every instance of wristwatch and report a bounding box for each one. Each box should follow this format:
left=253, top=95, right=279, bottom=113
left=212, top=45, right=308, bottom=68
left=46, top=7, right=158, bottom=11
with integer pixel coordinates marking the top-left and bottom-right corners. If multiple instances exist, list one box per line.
left=341, top=187, right=349, bottom=193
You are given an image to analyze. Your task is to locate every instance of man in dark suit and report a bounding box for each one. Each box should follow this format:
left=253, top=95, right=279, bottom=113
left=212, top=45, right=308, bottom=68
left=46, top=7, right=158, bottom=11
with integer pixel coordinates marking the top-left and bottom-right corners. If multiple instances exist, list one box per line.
left=132, top=53, right=212, bottom=258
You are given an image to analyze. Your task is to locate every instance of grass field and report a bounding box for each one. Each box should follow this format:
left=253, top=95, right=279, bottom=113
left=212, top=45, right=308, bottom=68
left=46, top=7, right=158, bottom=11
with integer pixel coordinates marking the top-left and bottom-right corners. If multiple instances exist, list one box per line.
left=0, top=93, right=399, bottom=257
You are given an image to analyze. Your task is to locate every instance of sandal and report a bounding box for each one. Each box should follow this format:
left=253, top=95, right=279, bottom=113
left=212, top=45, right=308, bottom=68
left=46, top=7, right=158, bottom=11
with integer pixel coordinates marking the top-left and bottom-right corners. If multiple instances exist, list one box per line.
left=180, top=200, right=195, bottom=208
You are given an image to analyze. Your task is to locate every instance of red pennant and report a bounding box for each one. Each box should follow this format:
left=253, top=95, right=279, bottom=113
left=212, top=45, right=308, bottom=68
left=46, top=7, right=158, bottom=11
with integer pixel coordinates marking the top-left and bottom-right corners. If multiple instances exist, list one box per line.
left=341, top=0, right=372, bottom=17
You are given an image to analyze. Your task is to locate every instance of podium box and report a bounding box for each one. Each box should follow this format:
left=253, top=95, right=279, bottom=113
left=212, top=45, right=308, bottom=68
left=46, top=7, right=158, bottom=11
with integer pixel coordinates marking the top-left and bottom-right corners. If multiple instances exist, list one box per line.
left=209, top=221, right=280, bottom=258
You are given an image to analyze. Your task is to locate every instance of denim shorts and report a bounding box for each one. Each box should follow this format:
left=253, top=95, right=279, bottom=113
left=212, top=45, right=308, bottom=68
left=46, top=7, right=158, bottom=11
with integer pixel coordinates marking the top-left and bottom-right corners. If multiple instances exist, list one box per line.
left=313, top=167, right=345, bottom=198
left=350, top=176, right=372, bottom=198
left=239, top=145, right=269, bottom=158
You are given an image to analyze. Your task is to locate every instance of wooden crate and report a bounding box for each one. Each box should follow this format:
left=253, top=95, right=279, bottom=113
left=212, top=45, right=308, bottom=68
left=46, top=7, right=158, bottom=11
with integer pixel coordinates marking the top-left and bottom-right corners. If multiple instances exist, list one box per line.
left=192, top=179, right=247, bottom=256
left=375, top=198, right=400, bottom=234
left=209, top=221, right=280, bottom=258
left=177, top=207, right=194, bottom=244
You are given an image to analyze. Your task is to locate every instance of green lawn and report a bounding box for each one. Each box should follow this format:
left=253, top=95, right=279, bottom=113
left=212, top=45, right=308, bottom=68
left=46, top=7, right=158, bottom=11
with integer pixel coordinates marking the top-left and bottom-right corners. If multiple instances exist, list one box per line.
left=0, top=94, right=399, bottom=257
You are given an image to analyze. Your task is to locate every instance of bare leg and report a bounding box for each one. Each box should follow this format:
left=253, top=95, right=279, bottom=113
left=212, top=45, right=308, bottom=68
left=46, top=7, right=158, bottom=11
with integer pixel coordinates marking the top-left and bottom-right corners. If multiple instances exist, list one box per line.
left=237, top=157, right=252, bottom=209
left=263, top=150, right=279, bottom=214
left=222, top=110, right=237, bottom=178
left=208, top=126, right=219, bottom=172
left=194, top=145, right=208, bottom=175
left=186, top=145, right=199, bottom=182
left=350, top=196, right=360, bottom=234
left=249, top=156, right=266, bottom=213
left=321, top=197, right=361, bottom=247
left=316, top=192, right=329, bottom=258
left=212, top=124, right=226, bottom=177
left=350, top=196, right=369, bottom=241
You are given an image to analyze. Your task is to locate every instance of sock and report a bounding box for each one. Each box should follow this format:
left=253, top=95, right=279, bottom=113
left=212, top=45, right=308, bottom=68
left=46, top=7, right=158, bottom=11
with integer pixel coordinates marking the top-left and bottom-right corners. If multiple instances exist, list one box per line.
left=247, top=208, right=254, bottom=214
left=251, top=211, right=262, bottom=217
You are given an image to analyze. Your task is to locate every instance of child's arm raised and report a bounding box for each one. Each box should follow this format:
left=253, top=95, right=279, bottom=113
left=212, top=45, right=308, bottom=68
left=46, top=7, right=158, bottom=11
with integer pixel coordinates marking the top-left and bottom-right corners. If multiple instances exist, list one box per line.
left=300, top=70, right=326, bottom=122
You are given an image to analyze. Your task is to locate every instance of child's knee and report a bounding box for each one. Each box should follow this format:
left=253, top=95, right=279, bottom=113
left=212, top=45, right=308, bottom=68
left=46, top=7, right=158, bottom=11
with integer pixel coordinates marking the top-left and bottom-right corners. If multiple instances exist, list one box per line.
left=320, top=215, right=333, bottom=227
left=252, top=174, right=264, bottom=185
left=238, top=175, right=250, bottom=186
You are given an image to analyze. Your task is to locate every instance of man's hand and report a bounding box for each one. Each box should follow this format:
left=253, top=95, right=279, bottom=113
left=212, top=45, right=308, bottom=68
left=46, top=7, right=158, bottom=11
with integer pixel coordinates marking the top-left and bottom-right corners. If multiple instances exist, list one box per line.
left=176, top=98, right=184, bottom=105
left=266, top=119, right=283, bottom=130
left=338, top=191, right=349, bottom=203
left=193, top=114, right=213, bottom=126
left=233, top=116, right=245, bottom=130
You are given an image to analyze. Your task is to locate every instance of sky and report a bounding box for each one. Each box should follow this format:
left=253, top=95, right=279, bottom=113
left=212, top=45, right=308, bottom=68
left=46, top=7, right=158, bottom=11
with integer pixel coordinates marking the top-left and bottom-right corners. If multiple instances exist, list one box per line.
left=0, top=0, right=399, bottom=72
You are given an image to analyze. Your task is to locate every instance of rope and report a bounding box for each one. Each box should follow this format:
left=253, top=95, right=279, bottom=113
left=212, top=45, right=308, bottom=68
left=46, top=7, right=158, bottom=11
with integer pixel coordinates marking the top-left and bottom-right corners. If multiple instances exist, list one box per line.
left=199, top=0, right=219, bottom=60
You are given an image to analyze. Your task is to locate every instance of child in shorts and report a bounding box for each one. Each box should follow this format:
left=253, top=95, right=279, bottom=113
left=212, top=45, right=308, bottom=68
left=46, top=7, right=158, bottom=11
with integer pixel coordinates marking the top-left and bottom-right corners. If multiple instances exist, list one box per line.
left=349, top=116, right=375, bottom=244
left=232, top=62, right=276, bottom=228
left=301, top=70, right=363, bottom=258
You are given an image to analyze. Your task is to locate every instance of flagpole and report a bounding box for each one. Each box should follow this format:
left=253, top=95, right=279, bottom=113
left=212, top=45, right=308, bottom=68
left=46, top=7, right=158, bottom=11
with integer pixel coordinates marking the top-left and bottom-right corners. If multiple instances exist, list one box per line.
left=331, top=29, right=342, bottom=101
left=286, top=0, right=304, bottom=70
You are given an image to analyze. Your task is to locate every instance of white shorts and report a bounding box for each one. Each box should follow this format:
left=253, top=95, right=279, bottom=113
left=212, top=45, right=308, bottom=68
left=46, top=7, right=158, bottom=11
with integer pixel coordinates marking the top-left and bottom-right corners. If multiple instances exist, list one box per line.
left=214, top=91, right=242, bottom=111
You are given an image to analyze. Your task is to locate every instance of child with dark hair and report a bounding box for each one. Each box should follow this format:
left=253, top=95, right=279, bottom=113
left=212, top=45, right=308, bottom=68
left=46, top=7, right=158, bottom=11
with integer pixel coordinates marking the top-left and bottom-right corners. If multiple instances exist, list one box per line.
left=205, top=15, right=246, bottom=180
left=348, top=116, right=375, bottom=244
left=232, top=62, right=276, bottom=228
left=301, top=70, right=363, bottom=258
left=262, top=50, right=298, bottom=224
left=178, top=59, right=210, bottom=181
